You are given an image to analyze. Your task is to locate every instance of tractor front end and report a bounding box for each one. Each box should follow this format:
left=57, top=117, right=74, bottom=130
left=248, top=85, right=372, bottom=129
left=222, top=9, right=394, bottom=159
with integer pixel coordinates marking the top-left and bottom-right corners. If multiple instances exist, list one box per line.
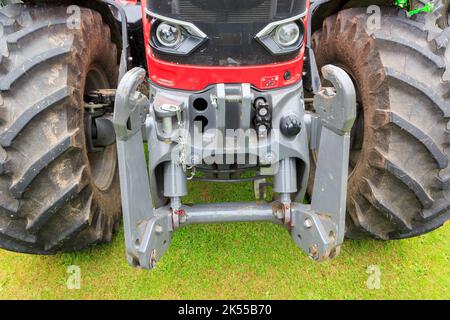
left=114, top=0, right=357, bottom=269
left=0, top=0, right=447, bottom=267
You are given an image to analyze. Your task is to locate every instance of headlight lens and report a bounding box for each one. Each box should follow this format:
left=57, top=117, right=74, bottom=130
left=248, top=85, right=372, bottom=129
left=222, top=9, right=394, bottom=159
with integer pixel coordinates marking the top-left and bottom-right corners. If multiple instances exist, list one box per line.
left=156, top=22, right=182, bottom=47
left=274, top=22, right=300, bottom=47
left=148, top=11, right=208, bottom=56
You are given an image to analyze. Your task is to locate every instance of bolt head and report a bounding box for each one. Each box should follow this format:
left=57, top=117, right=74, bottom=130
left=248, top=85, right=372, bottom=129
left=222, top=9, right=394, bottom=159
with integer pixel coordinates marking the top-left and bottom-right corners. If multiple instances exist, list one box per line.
left=260, top=152, right=275, bottom=165
left=275, top=209, right=284, bottom=220
left=304, top=218, right=313, bottom=229
left=155, top=224, right=163, bottom=235
left=308, top=244, right=319, bottom=260
left=150, top=249, right=158, bottom=269
left=258, top=107, right=269, bottom=117
left=257, top=124, right=268, bottom=135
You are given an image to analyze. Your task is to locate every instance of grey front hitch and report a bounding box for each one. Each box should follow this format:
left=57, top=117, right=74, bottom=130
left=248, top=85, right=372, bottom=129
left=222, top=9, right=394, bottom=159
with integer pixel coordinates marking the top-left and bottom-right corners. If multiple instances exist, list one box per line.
left=113, top=66, right=356, bottom=269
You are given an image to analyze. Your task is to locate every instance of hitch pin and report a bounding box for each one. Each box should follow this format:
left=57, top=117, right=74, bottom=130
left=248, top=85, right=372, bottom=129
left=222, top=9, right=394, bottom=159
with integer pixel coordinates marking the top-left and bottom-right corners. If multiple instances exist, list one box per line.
left=176, top=109, right=182, bottom=127
left=161, top=104, right=183, bottom=127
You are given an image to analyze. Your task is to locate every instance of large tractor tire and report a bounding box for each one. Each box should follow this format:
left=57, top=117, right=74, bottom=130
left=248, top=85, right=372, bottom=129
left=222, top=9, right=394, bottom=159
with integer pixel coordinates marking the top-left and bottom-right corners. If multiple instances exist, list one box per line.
left=0, top=5, right=121, bottom=254
left=311, top=7, right=449, bottom=240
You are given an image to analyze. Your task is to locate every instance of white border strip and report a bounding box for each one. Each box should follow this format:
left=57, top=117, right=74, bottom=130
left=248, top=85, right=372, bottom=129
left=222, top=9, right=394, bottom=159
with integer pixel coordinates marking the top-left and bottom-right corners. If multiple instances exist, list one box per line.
left=255, top=10, right=308, bottom=40
left=145, top=9, right=208, bottom=39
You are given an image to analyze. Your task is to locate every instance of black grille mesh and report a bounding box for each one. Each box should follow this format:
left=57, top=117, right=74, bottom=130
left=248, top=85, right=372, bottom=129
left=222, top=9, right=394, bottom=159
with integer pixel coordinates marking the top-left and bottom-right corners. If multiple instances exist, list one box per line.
left=176, top=0, right=273, bottom=23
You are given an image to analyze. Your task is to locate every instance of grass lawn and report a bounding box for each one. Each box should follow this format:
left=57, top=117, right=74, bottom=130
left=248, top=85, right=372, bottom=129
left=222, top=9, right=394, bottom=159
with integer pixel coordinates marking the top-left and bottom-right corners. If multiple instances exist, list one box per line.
left=0, top=179, right=449, bottom=300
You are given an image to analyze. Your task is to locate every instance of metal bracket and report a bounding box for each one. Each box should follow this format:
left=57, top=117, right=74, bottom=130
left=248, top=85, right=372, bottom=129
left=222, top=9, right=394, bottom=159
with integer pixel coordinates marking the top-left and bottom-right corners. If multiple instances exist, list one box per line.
left=212, top=83, right=253, bottom=132
left=293, top=65, right=356, bottom=255
left=114, top=67, right=171, bottom=269
left=291, top=205, right=339, bottom=261
left=137, top=213, right=172, bottom=269
left=113, top=68, right=149, bottom=141
left=313, top=65, right=356, bottom=135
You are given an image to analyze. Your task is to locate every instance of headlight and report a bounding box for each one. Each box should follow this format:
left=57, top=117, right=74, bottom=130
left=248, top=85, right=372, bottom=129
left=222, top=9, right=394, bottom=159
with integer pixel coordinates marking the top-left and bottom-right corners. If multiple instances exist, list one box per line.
left=156, top=22, right=182, bottom=48
left=255, top=13, right=306, bottom=55
left=274, top=22, right=300, bottom=47
left=147, top=10, right=208, bottom=56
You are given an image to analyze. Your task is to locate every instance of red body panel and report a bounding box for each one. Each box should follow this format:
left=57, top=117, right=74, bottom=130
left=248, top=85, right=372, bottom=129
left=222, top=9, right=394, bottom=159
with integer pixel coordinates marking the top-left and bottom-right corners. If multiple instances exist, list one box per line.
left=140, top=0, right=309, bottom=91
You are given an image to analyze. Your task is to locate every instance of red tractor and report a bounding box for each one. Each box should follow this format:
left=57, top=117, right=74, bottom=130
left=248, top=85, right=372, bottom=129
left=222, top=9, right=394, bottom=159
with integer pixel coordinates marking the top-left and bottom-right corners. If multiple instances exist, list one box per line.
left=0, top=0, right=448, bottom=269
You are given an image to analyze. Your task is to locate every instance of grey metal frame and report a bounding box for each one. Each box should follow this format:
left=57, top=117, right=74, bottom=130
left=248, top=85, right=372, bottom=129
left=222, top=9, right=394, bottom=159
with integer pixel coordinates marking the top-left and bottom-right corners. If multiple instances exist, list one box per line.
left=113, top=65, right=356, bottom=270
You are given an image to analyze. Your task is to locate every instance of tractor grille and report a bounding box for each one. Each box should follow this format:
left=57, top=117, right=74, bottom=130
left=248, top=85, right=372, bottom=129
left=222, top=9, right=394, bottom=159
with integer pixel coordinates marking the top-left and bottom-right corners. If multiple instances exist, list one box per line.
left=147, top=0, right=306, bottom=66
left=176, top=0, right=273, bottom=23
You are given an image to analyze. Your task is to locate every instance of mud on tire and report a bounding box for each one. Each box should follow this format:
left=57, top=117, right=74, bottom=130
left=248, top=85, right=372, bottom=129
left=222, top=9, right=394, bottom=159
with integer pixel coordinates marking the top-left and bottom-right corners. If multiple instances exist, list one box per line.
left=312, top=7, right=450, bottom=239
left=0, top=4, right=121, bottom=253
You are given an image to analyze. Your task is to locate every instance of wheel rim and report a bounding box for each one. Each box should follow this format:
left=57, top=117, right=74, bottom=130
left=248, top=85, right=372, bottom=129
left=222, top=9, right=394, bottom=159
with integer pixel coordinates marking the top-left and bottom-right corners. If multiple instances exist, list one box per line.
left=84, top=66, right=117, bottom=191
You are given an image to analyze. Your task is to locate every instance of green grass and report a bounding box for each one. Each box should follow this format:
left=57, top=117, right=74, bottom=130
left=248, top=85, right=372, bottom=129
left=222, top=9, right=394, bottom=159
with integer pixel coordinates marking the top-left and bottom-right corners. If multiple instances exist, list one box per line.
left=0, top=180, right=449, bottom=300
